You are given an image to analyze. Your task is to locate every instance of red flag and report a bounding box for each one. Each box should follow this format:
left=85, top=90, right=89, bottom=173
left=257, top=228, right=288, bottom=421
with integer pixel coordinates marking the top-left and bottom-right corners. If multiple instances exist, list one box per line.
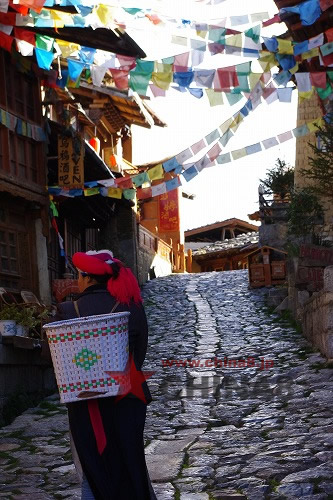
left=110, top=69, right=129, bottom=90
left=0, top=12, right=16, bottom=25
left=115, top=176, right=134, bottom=189
left=0, top=32, right=13, bottom=53
left=320, top=0, right=333, bottom=11
left=263, top=14, right=281, bottom=27
left=216, top=66, right=239, bottom=91
left=14, top=28, right=35, bottom=46
left=9, top=2, right=29, bottom=14
left=136, top=187, right=152, bottom=200
left=310, top=72, right=327, bottom=89
left=326, top=27, right=333, bottom=42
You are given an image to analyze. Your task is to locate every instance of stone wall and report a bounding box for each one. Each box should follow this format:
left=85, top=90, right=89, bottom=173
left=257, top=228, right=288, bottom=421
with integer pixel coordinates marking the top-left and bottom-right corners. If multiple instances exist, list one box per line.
left=137, top=225, right=172, bottom=285
left=259, top=222, right=288, bottom=249
left=301, top=266, right=333, bottom=358
left=0, top=341, right=56, bottom=413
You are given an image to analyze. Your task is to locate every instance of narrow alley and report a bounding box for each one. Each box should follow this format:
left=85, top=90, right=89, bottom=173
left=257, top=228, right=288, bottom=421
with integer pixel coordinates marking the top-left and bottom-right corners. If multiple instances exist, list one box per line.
left=1, top=270, right=333, bottom=499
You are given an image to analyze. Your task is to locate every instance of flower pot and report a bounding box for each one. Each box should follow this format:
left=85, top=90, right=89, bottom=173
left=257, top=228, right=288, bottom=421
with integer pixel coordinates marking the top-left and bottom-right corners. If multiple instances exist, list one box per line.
left=16, top=325, right=29, bottom=337
left=0, top=320, right=16, bottom=336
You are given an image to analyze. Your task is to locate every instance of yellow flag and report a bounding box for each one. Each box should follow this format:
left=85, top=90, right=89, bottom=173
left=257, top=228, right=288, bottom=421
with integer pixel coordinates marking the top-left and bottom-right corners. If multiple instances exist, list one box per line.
left=249, top=73, right=261, bottom=90
left=205, top=89, right=223, bottom=107
left=154, top=62, right=172, bottom=73
left=95, top=4, right=115, bottom=26
left=196, top=30, right=207, bottom=39
left=231, top=148, right=247, bottom=160
left=148, top=163, right=164, bottom=181
left=84, top=188, right=99, bottom=196
left=108, top=187, right=122, bottom=199
left=56, top=39, right=79, bottom=58
left=230, top=113, right=243, bottom=132
left=258, top=52, right=277, bottom=72
left=152, top=71, right=173, bottom=90
left=226, top=34, right=242, bottom=48
left=307, top=118, right=324, bottom=132
left=50, top=10, right=72, bottom=28
left=301, top=47, right=319, bottom=60
left=277, top=39, right=294, bottom=55
left=299, top=88, right=314, bottom=102
left=219, top=117, right=233, bottom=134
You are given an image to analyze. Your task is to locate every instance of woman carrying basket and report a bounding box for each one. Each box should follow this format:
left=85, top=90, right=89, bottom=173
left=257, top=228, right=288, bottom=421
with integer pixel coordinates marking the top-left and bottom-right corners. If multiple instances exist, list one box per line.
left=53, top=249, right=157, bottom=500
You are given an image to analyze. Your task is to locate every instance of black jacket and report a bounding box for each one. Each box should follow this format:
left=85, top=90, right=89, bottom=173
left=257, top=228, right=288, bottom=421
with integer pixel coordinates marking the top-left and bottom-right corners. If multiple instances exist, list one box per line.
left=54, top=284, right=152, bottom=404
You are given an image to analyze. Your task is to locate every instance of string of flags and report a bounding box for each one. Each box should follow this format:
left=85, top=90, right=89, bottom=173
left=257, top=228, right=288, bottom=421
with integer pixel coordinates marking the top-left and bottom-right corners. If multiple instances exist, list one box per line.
left=0, top=105, right=46, bottom=141
left=48, top=64, right=277, bottom=199
left=0, top=0, right=332, bottom=106
left=47, top=116, right=325, bottom=201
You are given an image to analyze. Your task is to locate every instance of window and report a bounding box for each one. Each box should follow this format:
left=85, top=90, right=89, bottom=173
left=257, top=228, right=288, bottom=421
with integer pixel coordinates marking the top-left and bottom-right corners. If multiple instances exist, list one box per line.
left=9, top=133, right=41, bottom=183
left=0, top=126, right=5, bottom=171
left=0, top=229, right=19, bottom=290
left=3, top=52, right=41, bottom=123
left=0, top=230, right=17, bottom=274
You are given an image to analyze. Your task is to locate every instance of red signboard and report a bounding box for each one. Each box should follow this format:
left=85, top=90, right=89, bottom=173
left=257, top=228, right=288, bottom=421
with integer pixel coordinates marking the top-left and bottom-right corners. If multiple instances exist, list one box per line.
left=158, top=190, right=180, bottom=231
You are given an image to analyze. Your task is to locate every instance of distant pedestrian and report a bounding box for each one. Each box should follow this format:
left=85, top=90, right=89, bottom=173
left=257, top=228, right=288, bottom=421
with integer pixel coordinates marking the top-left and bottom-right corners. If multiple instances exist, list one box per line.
left=53, top=249, right=156, bottom=500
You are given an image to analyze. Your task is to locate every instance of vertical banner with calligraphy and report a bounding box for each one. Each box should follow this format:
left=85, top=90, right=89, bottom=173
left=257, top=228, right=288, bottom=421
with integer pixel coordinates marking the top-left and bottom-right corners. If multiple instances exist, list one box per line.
left=58, top=134, right=84, bottom=188
left=158, top=190, right=180, bottom=231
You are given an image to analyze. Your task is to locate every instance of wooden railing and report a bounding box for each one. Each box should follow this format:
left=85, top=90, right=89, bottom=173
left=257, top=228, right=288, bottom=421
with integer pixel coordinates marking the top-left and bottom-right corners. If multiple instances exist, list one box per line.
left=138, top=225, right=173, bottom=263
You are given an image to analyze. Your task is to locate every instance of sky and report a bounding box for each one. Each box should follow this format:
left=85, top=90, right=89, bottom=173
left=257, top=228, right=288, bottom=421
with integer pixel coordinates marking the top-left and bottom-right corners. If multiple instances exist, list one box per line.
left=126, top=0, right=298, bottom=230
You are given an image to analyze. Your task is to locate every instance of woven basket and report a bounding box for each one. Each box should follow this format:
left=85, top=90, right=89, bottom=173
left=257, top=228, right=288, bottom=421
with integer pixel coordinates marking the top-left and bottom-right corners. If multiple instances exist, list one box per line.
left=44, top=311, right=130, bottom=403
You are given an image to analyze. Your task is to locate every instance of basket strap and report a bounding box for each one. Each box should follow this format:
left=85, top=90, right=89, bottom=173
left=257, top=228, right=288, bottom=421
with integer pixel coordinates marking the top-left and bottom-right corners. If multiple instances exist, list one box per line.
left=110, top=301, right=120, bottom=313
left=74, top=300, right=119, bottom=317
left=73, top=301, right=81, bottom=318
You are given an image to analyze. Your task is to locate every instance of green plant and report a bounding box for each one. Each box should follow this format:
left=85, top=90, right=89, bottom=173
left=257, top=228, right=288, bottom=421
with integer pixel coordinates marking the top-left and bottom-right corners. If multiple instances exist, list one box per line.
left=287, top=187, right=324, bottom=239
left=17, top=307, right=39, bottom=328
left=0, top=304, right=49, bottom=330
left=0, top=304, right=22, bottom=321
left=260, top=158, right=295, bottom=199
left=300, top=118, right=333, bottom=199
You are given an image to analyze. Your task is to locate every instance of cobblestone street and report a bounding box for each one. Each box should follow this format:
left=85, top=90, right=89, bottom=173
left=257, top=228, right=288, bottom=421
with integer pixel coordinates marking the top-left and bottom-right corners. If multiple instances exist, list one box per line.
left=1, top=270, right=333, bottom=499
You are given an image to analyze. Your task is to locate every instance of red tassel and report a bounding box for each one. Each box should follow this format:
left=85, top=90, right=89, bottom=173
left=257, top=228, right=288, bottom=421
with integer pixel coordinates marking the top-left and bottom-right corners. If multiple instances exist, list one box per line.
left=87, top=400, right=107, bottom=455
left=107, top=267, right=142, bottom=305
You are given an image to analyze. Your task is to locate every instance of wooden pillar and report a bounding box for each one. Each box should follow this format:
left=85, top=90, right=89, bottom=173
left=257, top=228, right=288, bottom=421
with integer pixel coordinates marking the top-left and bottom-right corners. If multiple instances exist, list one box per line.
left=187, top=249, right=192, bottom=273
left=262, top=248, right=272, bottom=286
left=179, top=243, right=185, bottom=273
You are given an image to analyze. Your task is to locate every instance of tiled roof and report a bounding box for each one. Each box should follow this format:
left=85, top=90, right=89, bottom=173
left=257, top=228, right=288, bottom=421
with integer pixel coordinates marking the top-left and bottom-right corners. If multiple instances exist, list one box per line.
left=189, top=231, right=259, bottom=256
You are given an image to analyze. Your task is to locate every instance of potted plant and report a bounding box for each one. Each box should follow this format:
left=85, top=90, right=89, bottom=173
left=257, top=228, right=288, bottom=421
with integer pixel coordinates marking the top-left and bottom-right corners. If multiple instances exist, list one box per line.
left=16, top=306, right=40, bottom=337
left=0, top=304, right=18, bottom=336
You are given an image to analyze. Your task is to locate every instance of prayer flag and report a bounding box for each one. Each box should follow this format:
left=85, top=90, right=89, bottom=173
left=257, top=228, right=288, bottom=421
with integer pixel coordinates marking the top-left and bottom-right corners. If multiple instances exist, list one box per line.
left=152, top=183, right=166, bottom=197
left=148, top=164, right=164, bottom=181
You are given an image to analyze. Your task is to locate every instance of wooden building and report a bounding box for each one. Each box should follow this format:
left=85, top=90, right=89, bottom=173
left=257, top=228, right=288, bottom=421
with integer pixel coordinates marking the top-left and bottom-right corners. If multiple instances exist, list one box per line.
left=0, top=20, right=169, bottom=305
left=0, top=49, right=49, bottom=301
left=248, top=246, right=288, bottom=288
left=189, top=231, right=259, bottom=273
left=185, top=218, right=259, bottom=243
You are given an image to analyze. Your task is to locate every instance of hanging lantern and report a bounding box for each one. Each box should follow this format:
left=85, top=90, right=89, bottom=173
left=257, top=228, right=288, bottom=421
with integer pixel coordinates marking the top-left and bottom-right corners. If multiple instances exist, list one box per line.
left=109, top=154, right=117, bottom=168
left=89, top=136, right=100, bottom=155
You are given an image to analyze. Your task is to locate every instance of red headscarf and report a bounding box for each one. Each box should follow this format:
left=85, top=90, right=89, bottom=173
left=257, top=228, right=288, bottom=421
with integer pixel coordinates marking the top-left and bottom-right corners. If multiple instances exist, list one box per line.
left=72, top=250, right=142, bottom=305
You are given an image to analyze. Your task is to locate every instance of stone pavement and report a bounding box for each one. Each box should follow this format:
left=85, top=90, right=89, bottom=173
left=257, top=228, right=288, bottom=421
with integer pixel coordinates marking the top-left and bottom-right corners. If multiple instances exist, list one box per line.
left=1, top=270, right=333, bottom=499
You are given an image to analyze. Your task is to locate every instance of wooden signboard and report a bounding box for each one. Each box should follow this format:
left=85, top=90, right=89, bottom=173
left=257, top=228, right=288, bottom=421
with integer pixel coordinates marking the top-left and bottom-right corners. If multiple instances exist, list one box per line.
left=58, top=134, right=84, bottom=188
left=158, top=190, right=180, bottom=232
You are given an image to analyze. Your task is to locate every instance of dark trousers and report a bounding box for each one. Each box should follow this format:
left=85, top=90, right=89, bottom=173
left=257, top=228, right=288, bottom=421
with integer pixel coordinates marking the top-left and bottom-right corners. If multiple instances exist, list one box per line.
left=68, top=397, right=156, bottom=500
